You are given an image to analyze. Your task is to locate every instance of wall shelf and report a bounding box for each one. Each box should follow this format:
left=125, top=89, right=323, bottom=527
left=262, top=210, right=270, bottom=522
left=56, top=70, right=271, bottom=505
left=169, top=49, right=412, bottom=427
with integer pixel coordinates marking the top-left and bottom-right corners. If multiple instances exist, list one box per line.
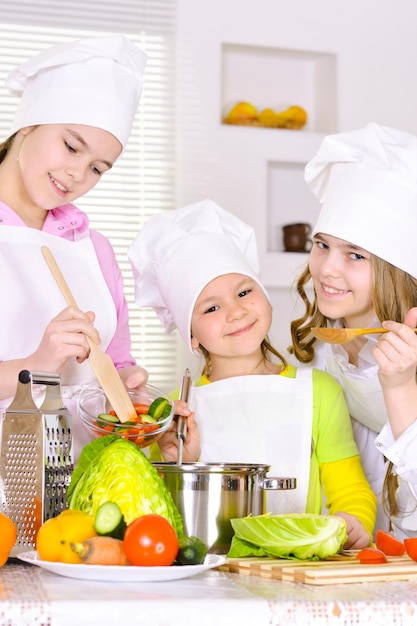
left=218, top=41, right=337, bottom=289
left=221, top=42, right=337, bottom=133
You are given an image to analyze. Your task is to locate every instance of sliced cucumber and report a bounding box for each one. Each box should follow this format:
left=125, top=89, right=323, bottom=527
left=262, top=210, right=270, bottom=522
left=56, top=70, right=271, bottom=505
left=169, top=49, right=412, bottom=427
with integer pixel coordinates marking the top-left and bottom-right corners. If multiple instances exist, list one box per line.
left=139, top=414, right=158, bottom=424
left=97, top=412, right=120, bottom=423
left=148, top=397, right=171, bottom=421
left=94, top=501, right=127, bottom=540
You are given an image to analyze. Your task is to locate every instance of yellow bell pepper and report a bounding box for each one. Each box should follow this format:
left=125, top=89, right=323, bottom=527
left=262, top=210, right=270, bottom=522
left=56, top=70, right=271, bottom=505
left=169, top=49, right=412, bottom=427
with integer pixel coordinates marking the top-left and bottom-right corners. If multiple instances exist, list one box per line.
left=36, top=509, right=97, bottom=563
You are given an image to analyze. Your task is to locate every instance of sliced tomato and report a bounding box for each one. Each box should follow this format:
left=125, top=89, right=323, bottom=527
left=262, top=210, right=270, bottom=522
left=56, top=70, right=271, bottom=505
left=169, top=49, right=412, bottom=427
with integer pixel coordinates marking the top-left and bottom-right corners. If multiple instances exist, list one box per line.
left=356, top=547, right=387, bottom=564
left=133, top=403, right=150, bottom=415
left=375, top=529, right=405, bottom=556
left=404, top=538, right=417, bottom=561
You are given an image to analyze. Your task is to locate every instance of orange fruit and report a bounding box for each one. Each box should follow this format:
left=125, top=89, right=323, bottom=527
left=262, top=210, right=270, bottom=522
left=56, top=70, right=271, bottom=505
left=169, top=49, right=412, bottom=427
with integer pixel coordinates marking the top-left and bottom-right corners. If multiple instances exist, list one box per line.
left=36, top=510, right=97, bottom=564
left=0, top=512, right=17, bottom=566
left=224, top=101, right=258, bottom=123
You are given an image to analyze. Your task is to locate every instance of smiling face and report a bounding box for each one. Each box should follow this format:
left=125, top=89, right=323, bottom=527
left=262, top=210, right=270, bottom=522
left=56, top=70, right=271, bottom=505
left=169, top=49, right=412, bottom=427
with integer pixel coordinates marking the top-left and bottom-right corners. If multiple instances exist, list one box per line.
left=309, top=232, right=375, bottom=328
left=10, top=123, right=122, bottom=225
left=190, top=273, right=272, bottom=370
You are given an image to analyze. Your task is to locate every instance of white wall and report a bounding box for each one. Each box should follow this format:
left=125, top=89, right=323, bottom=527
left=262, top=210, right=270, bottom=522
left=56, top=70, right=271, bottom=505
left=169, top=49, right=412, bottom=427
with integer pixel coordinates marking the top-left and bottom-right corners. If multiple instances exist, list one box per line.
left=175, top=0, right=417, bottom=369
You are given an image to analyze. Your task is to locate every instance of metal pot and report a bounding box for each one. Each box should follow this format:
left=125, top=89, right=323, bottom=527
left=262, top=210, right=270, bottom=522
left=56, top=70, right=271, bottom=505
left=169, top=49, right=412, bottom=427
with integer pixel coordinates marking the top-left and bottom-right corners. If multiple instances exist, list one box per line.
left=153, top=462, right=296, bottom=554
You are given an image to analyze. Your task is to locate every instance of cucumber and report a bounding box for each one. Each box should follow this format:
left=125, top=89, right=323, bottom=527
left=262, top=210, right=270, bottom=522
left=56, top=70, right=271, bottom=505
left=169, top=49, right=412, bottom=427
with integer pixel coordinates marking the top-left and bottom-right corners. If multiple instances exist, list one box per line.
left=148, top=397, right=172, bottom=421
left=97, top=412, right=120, bottom=423
left=139, top=414, right=158, bottom=424
left=175, top=536, right=207, bottom=565
left=94, top=501, right=127, bottom=540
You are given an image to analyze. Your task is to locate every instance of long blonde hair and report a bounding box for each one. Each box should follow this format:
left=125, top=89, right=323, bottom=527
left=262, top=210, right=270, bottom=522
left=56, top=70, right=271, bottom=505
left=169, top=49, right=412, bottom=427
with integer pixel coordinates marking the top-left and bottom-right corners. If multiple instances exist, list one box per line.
left=289, top=253, right=417, bottom=518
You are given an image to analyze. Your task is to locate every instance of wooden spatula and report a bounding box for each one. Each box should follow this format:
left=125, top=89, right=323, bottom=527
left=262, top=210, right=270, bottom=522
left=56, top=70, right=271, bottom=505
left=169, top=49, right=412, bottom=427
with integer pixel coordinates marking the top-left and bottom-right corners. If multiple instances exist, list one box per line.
left=41, top=245, right=137, bottom=423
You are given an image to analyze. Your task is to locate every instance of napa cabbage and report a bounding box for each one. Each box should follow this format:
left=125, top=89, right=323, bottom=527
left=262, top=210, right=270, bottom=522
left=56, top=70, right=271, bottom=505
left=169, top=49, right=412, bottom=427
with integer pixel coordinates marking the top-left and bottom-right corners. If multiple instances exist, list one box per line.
left=227, top=513, right=347, bottom=561
left=67, top=435, right=183, bottom=537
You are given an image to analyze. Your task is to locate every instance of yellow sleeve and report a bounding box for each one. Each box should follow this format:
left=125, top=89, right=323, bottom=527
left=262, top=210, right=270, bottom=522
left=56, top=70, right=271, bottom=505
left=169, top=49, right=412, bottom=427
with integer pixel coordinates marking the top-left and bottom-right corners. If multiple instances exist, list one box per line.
left=320, top=455, right=377, bottom=541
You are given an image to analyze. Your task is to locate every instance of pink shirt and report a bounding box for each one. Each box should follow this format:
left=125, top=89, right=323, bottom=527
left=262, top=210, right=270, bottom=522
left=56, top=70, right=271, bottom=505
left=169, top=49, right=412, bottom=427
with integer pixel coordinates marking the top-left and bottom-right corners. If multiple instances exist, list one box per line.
left=0, top=201, right=135, bottom=369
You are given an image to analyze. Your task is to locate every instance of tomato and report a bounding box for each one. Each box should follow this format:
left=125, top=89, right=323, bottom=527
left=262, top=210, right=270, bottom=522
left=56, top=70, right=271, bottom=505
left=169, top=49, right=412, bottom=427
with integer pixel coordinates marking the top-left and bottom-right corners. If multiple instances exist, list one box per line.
left=356, top=547, right=387, bottom=564
left=375, top=529, right=405, bottom=556
left=123, top=514, right=179, bottom=566
left=404, top=538, right=417, bottom=562
left=133, top=403, right=150, bottom=415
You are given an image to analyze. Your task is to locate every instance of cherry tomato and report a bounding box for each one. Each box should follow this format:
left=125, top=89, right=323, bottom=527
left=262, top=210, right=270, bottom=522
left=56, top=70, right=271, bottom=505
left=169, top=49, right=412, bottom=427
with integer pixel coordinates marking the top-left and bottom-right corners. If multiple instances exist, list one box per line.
left=375, top=529, right=405, bottom=556
left=404, top=538, right=417, bottom=562
left=356, top=547, right=387, bottom=564
left=123, top=514, right=179, bottom=566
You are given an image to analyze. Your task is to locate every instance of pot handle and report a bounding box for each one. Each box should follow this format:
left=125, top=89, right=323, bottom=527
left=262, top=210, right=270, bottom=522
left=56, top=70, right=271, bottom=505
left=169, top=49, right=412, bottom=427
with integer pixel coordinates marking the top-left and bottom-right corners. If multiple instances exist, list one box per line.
left=262, top=477, right=297, bottom=490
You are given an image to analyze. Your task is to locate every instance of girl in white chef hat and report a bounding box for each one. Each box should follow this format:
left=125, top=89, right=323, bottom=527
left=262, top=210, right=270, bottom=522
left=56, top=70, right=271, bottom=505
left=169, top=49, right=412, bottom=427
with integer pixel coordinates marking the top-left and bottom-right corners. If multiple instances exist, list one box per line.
left=128, top=198, right=376, bottom=549
left=291, top=122, right=417, bottom=539
left=0, top=35, right=149, bottom=461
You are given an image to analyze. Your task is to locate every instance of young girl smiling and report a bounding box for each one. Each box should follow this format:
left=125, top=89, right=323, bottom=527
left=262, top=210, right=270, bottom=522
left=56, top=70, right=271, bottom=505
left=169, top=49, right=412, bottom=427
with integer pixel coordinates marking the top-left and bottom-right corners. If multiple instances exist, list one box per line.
left=0, top=36, right=149, bottom=460
left=129, top=198, right=376, bottom=549
left=291, top=123, right=417, bottom=538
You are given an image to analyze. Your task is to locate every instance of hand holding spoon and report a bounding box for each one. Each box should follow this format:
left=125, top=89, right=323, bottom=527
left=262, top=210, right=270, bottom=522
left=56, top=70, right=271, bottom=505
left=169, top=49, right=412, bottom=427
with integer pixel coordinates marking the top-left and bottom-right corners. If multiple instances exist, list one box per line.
left=311, top=327, right=417, bottom=345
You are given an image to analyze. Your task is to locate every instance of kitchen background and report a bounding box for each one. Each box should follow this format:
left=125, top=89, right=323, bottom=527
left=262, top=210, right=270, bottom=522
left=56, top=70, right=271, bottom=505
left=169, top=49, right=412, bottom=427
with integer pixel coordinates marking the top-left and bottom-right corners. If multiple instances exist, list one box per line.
left=1, top=0, right=417, bottom=387
left=175, top=0, right=417, bottom=374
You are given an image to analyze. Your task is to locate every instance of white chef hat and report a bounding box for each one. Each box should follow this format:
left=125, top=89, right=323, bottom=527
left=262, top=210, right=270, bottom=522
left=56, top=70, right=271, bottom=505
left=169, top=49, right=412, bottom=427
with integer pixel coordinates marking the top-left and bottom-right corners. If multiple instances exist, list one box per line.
left=128, top=199, right=270, bottom=351
left=305, top=122, right=417, bottom=278
left=6, top=35, right=147, bottom=149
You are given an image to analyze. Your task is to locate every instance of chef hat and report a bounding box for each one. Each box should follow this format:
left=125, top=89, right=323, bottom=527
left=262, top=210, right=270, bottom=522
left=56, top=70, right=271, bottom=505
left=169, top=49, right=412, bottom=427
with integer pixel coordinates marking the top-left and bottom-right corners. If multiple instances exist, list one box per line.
left=128, top=199, right=270, bottom=351
left=6, top=35, right=147, bottom=149
left=305, top=122, right=417, bottom=278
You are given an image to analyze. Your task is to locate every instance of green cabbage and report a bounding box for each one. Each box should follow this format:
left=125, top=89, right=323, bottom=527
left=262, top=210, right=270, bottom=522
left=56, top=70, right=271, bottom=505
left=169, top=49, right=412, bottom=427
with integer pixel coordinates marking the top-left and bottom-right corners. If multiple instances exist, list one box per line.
left=227, top=513, right=347, bottom=561
left=67, top=435, right=183, bottom=537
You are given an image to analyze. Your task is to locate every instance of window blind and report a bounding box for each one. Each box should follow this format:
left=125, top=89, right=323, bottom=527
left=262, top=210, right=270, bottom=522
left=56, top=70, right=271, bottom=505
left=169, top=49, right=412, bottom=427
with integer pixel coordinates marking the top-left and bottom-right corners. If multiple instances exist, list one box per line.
left=0, top=0, right=180, bottom=393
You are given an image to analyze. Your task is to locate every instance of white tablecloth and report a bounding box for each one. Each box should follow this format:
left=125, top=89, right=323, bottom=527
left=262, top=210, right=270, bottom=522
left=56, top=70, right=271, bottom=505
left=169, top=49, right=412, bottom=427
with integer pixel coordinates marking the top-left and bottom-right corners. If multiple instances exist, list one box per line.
left=2, top=561, right=417, bottom=626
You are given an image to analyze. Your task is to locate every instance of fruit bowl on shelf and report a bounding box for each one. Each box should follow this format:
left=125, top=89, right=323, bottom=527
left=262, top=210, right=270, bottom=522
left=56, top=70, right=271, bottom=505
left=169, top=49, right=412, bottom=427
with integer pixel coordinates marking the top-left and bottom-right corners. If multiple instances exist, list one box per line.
left=223, top=101, right=307, bottom=130
left=77, top=383, right=175, bottom=448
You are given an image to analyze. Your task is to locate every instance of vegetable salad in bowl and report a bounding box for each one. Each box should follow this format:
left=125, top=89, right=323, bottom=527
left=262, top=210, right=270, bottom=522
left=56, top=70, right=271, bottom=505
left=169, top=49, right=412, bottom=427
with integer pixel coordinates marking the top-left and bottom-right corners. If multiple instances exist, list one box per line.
left=78, top=383, right=174, bottom=448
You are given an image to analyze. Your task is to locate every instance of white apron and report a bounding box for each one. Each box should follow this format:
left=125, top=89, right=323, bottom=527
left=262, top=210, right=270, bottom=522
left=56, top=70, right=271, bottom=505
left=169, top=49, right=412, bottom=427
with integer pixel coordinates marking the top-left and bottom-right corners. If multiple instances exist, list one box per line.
left=188, top=368, right=313, bottom=514
left=323, top=344, right=390, bottom=532
left=0, top=225, right=117, bottom=460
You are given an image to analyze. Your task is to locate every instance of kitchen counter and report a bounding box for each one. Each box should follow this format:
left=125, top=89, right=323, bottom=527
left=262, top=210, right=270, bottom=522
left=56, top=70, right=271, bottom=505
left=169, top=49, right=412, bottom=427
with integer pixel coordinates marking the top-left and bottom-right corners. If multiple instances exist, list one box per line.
left=2, top=560, right=417, bottom=626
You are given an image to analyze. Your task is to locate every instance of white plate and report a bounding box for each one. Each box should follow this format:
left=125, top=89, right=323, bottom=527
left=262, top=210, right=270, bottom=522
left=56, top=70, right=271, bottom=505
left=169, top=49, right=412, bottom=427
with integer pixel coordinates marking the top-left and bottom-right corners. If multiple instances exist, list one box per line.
left=17, top=551, right=226, bottom=582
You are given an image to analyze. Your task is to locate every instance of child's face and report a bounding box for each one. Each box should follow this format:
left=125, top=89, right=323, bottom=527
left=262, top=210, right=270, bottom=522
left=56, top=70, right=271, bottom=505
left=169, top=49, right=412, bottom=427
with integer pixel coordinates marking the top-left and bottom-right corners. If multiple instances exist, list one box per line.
left=190, top=273, right=272, bottom=358
left=309, top=232, right=375, bottom=327
left=16, top=124, right=121, bottom=212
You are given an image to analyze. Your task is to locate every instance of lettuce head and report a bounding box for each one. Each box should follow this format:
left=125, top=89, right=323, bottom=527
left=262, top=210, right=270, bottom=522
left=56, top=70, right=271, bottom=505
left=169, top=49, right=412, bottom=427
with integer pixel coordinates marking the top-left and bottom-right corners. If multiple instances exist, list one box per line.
left=68, top=435, right=183, bottom=537
left=228, top=513, right=347, bottom=560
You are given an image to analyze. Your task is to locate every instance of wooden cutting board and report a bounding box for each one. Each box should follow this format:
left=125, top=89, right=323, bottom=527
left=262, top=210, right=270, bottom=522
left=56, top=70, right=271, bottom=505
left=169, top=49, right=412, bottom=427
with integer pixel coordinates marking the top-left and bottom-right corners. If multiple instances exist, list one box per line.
left=218, top=554, right=417, bottom=585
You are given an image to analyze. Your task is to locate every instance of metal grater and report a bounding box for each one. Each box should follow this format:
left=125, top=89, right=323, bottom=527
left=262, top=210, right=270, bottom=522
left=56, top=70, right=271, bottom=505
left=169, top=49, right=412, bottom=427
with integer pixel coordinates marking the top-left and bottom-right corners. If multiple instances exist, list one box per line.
left=0, top=370, right=73, bottom=556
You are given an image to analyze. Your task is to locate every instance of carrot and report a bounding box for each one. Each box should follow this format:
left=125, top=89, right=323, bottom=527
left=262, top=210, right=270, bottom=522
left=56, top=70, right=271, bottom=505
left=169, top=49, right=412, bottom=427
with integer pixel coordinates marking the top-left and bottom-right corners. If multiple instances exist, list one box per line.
left=70, top=536, right=131, bottom=566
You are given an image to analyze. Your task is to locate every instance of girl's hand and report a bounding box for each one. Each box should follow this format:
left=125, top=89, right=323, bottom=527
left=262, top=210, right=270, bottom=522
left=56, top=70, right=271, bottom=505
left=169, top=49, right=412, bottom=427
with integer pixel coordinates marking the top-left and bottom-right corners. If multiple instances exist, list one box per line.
left=29, top=306, right=100, bottom=374
left=119, top=365, right=149, bottom=390
left=373, top=309, right=417, bottom=389
left=157, top=400, right=201, bottom=462
left=372, top=308, right=417, bottom=438
left=335, top=512, right=370, bottom=550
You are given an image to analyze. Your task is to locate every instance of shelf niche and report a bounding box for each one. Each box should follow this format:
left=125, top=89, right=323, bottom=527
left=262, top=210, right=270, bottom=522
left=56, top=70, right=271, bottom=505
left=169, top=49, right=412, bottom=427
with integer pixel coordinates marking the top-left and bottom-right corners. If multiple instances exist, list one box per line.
left=221, top=42, right=337, bottom=134
left=268, top=160, right=320, bottom=253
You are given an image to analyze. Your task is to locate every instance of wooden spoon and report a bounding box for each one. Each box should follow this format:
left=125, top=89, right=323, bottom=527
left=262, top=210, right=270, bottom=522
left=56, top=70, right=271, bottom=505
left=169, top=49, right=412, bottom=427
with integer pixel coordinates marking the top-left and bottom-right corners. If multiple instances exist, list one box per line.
left=312, top=327, right=417, bottom=344
left=41, top=246, right=137, bottom=423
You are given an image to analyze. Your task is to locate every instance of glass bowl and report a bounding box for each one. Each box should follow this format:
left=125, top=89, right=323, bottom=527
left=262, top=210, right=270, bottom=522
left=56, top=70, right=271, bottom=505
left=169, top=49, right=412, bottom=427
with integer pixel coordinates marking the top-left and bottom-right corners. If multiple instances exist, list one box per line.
left=77, top=383, right=175, bottom=448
